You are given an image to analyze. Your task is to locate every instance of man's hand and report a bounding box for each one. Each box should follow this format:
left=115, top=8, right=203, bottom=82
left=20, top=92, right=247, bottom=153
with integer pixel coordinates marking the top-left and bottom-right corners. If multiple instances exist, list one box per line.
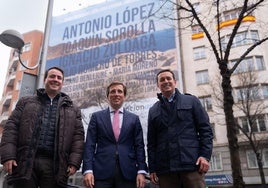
left=196, top=156, right=210, bottom=173
left=83, top=173, right=94, bottom=188
left=67, top=165, right=77, bottom=176
left=136, top=173, right=146, bottom=188
left=3, top=160, right=17, bottom=175
left=150, top=172, right=159, bottom=185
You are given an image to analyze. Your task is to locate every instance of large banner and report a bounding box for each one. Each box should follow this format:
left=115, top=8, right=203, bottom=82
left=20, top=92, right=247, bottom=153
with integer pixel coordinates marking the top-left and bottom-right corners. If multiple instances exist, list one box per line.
left=46, top=0, right=180, bottom=137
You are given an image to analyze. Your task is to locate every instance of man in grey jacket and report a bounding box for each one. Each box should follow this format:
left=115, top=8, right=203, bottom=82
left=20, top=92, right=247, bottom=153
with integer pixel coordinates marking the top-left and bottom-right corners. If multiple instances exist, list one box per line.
left=147, top=69, right=213, bottom=188
left=0, top=66, right=84, bottom=188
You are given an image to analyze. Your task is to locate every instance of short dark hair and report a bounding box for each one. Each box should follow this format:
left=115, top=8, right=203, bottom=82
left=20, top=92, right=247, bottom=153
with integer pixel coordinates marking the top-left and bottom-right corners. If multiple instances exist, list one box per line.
left=44, top=67, right=64, bottom=81
left=156, top=69, right=176, bottom=82
left=106, top=81, right=127, bottom=97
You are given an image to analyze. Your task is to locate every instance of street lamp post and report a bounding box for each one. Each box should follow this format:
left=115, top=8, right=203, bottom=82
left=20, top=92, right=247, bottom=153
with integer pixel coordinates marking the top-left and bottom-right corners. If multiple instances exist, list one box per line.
left=0, top=29, right=39, bottom=70
left=36, top=0, right=54, bottom=88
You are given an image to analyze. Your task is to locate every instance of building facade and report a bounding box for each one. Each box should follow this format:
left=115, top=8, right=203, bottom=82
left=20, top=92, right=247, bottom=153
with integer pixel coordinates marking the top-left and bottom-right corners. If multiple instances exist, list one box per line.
left=177, top=0, right=268, bottom=187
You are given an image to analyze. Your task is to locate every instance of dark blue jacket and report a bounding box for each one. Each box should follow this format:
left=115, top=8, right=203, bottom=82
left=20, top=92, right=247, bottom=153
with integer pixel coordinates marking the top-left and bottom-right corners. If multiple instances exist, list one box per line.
left=147, top=89, right=213, bottom=175
left=82, top=108, right=148, bottom=180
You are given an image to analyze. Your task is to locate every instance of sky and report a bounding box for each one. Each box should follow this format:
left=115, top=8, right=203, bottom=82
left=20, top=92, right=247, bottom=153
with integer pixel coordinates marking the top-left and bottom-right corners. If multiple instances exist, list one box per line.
left=0, top=0, right=105, bottom=100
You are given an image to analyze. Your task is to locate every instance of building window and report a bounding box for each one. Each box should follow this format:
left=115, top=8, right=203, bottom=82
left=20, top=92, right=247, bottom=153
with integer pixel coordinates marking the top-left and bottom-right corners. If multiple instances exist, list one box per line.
left=262, top=85, right=268, bottom=99
left=230, top=56, right=266, bottom=74
left=247, top=150, right=258, bottom=168
left=189, top=2, right=201, bottom=16
left=239, top=115, right=267, bottom=133
left=264, top=150, right=268, bottom=167
left=12, top=50, right=19, bottom=58
left=210, top=152, right=223, bottom=171
left=20, top=60, right=28, bottom=70
left=259, top=85, right=268, bottom=99
left=12, top=100, right=18, bottom=111
left=220, top=8, right=253, bottom=22
left=233, top=57, right=254, bottom=73
left=246, top=149, right=268, bottom=169
left=193, top=46, right=206, bottom=60
left=221, top=9, right=240, bottom=22
left=16, top=80, right=21, bottom=91
left=232, top=31, right=259, bottom=47
left=235, top=85, right=268, bottom=101
left=191, top=25, right=204, bottom=39
left=235, top=86, right=260, bottom=102
left=255, top=56, right=266, bottom=70
left=192, top=25, right=203, bottom=34
left=250, top=30, right=259, bottom=42
left=199, top=96, right=212, bottom=111
left=22, top=42, right=31, bottom=52
left=211, top=123, right=216, bottom=140
left=241, top=117, right=249, bottom=133
left=196, top=70, right=209, bottom=85
left=258, top=115, right=267, bottom=132
left=193, top=3, right=201, bottom=14
left=221, top=30, right=259, bottom=49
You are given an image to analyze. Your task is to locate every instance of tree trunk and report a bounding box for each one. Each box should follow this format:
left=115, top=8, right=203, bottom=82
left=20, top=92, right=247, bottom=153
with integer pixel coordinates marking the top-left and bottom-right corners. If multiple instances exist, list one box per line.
left=221, top=62, right=245, bottom=188
left=256, top=152, right=266, bottom=187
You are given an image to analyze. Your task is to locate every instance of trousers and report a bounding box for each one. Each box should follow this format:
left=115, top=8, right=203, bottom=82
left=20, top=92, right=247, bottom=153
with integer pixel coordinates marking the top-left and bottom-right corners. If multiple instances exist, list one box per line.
left=94, top=158, right=136, bottom=188
left=158, top=171, right=205, bottom=188
left=12, top=156, right=62, bottom=188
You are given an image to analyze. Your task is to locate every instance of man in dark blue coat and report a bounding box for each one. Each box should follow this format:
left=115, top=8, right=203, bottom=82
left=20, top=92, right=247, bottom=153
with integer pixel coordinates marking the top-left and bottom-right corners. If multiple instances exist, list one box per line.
left=147, top=69, right=213, bottom=188
left=83, top=81, right=148, bottom=188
